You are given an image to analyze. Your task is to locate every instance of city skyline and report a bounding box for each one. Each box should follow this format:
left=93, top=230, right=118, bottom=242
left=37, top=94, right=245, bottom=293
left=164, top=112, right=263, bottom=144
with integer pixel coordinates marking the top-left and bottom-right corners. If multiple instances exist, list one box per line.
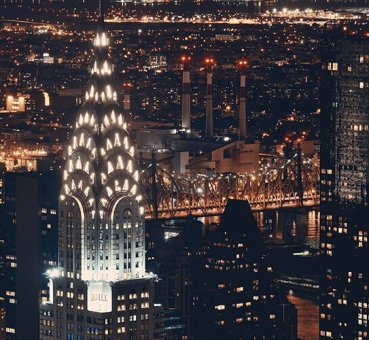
left=0, top=1, right=368, bottom=339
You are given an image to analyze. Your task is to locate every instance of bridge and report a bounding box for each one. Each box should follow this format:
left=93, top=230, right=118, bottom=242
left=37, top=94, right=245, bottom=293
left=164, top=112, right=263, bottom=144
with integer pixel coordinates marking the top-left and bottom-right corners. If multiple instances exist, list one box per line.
left=141, top=151, right=319, bottom=219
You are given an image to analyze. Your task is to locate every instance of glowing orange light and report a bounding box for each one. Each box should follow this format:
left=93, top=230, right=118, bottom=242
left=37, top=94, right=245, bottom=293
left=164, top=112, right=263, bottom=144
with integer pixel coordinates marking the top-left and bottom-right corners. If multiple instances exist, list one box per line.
left=181, top=55, right=191, bottom=62
left=238, top=59, right=248, bottom=67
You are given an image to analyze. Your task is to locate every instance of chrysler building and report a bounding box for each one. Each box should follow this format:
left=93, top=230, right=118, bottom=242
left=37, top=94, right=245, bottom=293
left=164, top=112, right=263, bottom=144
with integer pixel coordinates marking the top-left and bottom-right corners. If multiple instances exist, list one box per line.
left=40, top=4, right=157, bottom=339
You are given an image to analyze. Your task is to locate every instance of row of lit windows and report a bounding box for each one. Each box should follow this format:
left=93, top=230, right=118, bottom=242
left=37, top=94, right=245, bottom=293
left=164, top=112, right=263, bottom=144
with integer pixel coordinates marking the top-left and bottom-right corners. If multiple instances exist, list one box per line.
left=214, top=300, right=253, bottom=311
left=208, top=263, right=253, bottom=271
left=115, top=314, right=149, bottom=324
left=41, top=208, right=57, bottom=215
left=352, top=124, right=369, bottom=131
left=117, top=327, right=125, bottom=334
left=213, top=242, right=244, bottom=248
left=217, top=284, right=244, bottom=293
left=358, top=302, right=369, bottom=308
left=320, top=330, right=332, bottom=337
left=41, top=320, right=54, bottom=327
left=359, top=55, right=369, bottom=63
left=118, top=292, right=150, bottom=300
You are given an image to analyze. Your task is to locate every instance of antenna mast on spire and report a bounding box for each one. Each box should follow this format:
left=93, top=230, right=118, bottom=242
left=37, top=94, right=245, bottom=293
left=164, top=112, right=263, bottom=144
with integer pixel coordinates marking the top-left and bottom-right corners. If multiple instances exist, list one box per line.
left=98, top=0, right=104, bottom=24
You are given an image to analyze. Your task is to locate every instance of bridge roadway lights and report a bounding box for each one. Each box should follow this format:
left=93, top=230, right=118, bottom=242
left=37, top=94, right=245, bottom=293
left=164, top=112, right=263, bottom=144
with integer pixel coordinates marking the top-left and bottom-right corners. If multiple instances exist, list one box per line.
left=141, top=156, right=319, bottom=219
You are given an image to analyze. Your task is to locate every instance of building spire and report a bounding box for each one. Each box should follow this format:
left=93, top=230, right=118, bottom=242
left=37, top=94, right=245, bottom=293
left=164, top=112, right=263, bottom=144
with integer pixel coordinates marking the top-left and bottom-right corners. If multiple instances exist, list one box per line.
left=98, top=0, right=104, bottom=26
left=57, top=0, right=146, bottom=284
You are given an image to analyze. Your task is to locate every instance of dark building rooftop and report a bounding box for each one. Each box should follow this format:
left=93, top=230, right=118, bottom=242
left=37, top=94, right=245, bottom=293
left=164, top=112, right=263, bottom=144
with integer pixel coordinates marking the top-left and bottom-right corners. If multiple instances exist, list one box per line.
left=219, top=198, right=261, bottom=241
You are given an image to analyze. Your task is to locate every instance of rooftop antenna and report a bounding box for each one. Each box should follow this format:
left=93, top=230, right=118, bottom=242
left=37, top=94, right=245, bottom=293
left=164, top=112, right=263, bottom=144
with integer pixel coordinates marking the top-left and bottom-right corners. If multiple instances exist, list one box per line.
left=98, top=0, right=104, bottom=25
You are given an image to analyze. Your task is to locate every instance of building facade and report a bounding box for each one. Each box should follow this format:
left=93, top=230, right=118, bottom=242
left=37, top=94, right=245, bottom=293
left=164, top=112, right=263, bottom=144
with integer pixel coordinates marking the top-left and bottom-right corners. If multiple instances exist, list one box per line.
left=39, top=11, right=158, bottom=340
left=320, top=32, right=369, bottom=339
left=146, top=218, right=203, bottom=338
left=188, top=140, right=260, bottom=174
left=0, top=171, right=59, bottom=340
left=192, top=199, right=297, bottom=339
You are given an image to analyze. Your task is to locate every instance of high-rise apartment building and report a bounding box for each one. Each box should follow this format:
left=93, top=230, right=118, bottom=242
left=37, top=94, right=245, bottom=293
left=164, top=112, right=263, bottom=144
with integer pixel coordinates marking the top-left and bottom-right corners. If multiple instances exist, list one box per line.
left=320, top=31, right=369, bottom=339
left=146, top=218, right=203, bottom=338
left=192, top=199, right=297, bottom=339
left=39, top=7, right=158, bottom=339
left=0, top=171, right=59, bottom=340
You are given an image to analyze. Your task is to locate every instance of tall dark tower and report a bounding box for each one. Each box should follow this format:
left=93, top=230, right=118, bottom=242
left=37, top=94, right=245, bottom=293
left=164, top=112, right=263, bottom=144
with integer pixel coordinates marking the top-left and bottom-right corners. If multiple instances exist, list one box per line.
left=0, top=172, right=59, bottom=340
left=40, top=4, right=158, bottom=339
left=192, top=200, right=297, bottom=339
left=320, top=31, right=369, bottom=339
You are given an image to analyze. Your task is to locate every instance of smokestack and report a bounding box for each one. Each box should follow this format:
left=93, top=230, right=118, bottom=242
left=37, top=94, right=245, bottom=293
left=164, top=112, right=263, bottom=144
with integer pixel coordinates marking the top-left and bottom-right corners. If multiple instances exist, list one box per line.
left=181, top=56, right=191, bottom=130
left=205, top=57, right=214, bottom=138
left=123, top=82, right=132, bottom=118
left=238, top=59, right=248, bottom=140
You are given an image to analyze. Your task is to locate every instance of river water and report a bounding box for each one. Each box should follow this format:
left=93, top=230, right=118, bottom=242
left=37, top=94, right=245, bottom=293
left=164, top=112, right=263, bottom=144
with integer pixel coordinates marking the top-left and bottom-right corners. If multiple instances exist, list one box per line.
left=201, top=207, right=320, bottom=245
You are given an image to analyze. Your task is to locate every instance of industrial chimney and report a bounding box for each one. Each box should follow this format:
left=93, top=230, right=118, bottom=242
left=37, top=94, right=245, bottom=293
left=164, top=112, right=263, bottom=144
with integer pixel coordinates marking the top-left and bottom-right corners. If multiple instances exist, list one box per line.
left=205, top=57, right=215, bottom=138
left=122, top=82, right=132, bottom=118
left=238, top=59, right=247, bottom=140
left=181, top=56, right=191, bottom=130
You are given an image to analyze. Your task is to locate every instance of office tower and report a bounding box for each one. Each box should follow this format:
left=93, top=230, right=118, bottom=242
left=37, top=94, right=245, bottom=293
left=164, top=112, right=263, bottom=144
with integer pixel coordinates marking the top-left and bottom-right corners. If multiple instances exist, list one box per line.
left=39, top=6, right=158, bottom=339
left=146, top=218, right=203, bottom=338
left=0, top=172, right=59, bottom=340
left=192, top=199, right=297, bottom=339
left=320, top=32, right=369, bottom=339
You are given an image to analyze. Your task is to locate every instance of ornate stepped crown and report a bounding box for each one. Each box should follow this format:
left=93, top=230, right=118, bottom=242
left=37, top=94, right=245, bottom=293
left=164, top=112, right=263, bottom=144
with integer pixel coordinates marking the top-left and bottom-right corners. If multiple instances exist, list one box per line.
left=59, top=0, right=145, bottom=283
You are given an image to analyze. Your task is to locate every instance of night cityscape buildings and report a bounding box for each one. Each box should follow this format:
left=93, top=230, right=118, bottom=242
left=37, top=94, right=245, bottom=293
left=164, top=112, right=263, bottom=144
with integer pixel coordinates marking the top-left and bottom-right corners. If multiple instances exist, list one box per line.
left=0, top=172, right=59, bottom=339
left=320, top=31, right=369, bottom=339
left=0, top=0, right=368, bottom=339
left=192, top=200, right=297, bottom=339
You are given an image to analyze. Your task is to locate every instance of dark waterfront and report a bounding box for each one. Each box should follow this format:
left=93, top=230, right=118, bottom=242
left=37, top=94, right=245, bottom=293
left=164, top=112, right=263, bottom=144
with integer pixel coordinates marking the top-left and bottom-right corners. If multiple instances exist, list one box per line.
left=202, top=207, right=320, bottom=243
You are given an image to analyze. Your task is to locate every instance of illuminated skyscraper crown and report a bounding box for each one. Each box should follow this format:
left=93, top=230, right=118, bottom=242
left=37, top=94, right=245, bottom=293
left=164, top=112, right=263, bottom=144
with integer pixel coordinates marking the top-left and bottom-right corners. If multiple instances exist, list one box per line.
left=59, top=3, right=145, bottom=283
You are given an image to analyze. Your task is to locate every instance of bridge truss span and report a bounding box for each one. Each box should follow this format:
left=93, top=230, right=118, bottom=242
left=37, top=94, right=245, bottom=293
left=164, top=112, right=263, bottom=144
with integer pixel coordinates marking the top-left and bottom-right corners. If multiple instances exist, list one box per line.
left=141, top=154, right=319, bottom=219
